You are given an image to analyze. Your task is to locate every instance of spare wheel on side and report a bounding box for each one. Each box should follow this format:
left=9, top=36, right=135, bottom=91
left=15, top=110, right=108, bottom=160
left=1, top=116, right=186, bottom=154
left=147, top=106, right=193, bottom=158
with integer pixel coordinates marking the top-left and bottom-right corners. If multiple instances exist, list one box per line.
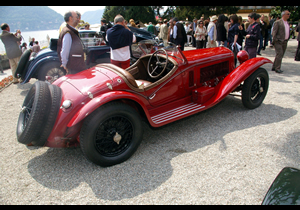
left=16, top=81, right=51, bottom=145
left=31, top=84, right=62, bottom=146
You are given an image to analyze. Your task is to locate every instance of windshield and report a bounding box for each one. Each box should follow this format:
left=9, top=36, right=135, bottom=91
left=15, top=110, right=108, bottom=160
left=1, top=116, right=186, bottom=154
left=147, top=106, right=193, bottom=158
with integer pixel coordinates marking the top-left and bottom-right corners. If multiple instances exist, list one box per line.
left=137, top=40, right=186, bottom=65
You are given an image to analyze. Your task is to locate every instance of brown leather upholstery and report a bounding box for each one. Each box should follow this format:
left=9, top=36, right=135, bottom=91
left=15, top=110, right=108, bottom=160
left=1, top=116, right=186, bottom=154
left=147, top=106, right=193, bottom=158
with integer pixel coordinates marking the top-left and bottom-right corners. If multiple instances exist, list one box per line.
left=96, top=63, right=148, bottom=89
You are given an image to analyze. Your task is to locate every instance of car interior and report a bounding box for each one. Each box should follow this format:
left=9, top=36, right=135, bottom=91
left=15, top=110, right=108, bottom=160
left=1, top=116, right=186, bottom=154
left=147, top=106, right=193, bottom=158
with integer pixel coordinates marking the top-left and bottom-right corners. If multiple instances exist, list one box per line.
left=96, top=53, right=178, bottom=92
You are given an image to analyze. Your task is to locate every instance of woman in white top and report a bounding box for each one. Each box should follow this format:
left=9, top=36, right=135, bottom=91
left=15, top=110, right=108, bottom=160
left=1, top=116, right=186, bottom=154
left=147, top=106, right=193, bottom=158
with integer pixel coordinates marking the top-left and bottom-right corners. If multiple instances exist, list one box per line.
left=195, top=20, right=207, bottom=49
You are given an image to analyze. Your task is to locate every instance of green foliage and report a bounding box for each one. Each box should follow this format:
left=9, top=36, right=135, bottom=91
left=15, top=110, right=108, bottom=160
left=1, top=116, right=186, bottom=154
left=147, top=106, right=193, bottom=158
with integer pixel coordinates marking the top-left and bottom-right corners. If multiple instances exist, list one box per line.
left=103, top=6, right=156, bottom=23
left=103, top=6, right=240, bottom=24
left=270, top=6, right=300, bottom=21
left=174, top=6, right=240, bottom=20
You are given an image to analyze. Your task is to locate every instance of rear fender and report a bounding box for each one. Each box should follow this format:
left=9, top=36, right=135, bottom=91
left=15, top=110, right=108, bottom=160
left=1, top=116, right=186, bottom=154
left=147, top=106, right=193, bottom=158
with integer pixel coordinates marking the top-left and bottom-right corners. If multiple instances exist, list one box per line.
left=67, top=91, right=150, bottom=127
left=22, top=56, right=60, bottom=84
left=204, top=57, right=272, bottom=108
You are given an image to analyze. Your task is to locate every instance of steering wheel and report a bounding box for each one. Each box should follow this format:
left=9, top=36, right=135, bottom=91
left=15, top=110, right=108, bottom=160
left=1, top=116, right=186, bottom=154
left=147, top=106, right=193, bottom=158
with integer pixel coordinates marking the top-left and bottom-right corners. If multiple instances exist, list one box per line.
left=147, top=49, right=168, bottom=79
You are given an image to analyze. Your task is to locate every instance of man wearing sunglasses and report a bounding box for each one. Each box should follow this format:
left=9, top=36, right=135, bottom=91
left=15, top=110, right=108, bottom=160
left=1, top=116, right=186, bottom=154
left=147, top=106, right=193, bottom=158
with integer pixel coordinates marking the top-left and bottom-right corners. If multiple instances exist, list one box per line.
left=271, top=10, right=290, bottom=73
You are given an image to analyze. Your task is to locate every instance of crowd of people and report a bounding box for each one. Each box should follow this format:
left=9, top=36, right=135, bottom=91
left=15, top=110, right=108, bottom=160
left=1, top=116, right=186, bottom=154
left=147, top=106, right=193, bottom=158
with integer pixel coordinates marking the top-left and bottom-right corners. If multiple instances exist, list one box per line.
left=136, top=10, right=299, bottom=73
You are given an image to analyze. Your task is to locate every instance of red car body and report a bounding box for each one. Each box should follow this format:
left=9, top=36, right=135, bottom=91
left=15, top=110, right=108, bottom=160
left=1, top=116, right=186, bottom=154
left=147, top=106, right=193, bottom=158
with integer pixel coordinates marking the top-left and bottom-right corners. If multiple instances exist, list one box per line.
left=49, top=45, right=270, bottom=147
left=17, top=42, right=272, bottom=166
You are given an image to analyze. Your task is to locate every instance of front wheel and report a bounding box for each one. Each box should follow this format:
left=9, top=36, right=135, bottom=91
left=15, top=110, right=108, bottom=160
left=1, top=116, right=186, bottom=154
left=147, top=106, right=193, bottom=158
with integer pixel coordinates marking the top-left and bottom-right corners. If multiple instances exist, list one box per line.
left=80, top=102, right=143, bottom=167
left=242, top=68, right=269, bottom=109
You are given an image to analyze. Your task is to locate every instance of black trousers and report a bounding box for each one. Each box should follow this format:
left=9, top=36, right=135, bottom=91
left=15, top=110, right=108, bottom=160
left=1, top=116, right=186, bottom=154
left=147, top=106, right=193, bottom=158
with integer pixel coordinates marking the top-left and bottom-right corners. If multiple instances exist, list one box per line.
left=175, top=38, right=185, bottom=51
left=196, top=40, right=205, bottom=49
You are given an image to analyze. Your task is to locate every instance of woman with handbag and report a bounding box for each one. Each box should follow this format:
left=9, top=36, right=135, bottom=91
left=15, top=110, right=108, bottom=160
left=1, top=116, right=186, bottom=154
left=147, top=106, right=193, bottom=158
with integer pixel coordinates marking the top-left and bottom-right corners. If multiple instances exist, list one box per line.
left=228, top=14, right=240, bottom=66
left=195, top=20, right=207, bottom=49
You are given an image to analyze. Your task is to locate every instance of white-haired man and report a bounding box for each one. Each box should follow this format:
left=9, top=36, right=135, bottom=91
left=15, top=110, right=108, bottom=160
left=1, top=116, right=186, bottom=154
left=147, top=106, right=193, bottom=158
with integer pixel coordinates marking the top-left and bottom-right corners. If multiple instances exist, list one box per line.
left=207, top=15, right=218, bottom=48
left=271, top=10, right=290, bottom=73
left=106, top=14, right=136, bottom=69
left=57, top=11, right=85, bottom=74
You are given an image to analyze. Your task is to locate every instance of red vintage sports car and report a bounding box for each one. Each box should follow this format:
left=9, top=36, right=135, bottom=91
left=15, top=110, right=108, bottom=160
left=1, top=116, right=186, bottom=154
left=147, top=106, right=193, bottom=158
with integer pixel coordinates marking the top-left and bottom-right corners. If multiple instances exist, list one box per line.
left=16, top=41, right=272, bottom=166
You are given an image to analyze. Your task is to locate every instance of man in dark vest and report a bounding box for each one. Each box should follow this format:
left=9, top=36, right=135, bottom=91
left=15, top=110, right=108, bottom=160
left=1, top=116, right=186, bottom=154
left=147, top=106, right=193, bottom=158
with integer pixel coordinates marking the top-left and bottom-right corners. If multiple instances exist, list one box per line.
left=172, top=17, right=187, bottom=51
left=57, top=11, right=86, bottom=75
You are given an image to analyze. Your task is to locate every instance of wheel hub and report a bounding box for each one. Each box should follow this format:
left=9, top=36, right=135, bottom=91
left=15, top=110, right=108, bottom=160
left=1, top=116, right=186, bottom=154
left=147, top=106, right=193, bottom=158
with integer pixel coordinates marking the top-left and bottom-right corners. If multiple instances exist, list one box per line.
left=259, top=87, right=264, bottom=93
left=113, top=132, right=122, bottom=145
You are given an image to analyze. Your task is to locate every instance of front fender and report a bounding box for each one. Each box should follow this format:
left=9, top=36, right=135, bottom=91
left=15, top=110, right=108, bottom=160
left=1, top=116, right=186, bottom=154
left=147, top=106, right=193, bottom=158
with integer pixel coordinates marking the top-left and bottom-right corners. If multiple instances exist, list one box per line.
left=205, top=57, right=272, bottom=108
left=67, top=91, right=150, bottom=127
left=22, top=55, right=60, bottom=84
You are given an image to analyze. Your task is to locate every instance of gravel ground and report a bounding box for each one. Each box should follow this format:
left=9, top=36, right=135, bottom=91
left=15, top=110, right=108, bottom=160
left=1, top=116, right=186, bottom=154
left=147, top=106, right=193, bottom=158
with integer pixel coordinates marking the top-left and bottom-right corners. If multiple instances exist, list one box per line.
left=1, top=40, right=300, bottom=204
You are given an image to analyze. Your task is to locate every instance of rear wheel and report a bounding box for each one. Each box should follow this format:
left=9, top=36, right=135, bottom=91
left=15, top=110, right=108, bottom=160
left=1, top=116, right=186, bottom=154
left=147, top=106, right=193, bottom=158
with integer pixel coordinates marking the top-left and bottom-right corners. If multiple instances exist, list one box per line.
left=37, top=61, right=66, bottom=83
left=80, top=102, right=143, bottom=167
left=15, top=49, right=31, bottom=78
left=242, top=68, right=269, bottom=109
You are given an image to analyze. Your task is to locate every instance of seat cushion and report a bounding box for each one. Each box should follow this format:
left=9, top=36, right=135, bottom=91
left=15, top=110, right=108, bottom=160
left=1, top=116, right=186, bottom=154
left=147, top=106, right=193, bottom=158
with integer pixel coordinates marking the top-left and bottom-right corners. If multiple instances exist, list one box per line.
left=136, top=80, right=152, bottom=88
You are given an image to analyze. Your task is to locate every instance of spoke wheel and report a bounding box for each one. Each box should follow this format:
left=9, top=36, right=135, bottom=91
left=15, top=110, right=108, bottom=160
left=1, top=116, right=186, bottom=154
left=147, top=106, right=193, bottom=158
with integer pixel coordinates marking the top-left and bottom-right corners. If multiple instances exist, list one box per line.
left=242, top=68, right=269, bottom=109
left=80, top=102, right=143, bottom=167
left=21, top=96, right=34, bottom=132
left=94, top=115, right=133, bottom=157
left=16, top=81, right=51, bottom=145
left=46, top=67, right=66, bottom=83
left=37, top=62, right=66, bottom=83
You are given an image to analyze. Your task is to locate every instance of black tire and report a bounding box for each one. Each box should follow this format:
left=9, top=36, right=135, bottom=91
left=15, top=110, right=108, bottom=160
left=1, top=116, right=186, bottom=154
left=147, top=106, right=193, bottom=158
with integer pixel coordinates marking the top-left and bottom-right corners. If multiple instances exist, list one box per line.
left=16, top=81, right=51, bottom=144
left=242, top=68, right=269, bottom=109
left=80, top=102, right=143, bottom=167
left=31, top=84, right=62, bottom=146
left=14, top=49, right=31, bottom=78
left=37, top=61, right=66, bottom=83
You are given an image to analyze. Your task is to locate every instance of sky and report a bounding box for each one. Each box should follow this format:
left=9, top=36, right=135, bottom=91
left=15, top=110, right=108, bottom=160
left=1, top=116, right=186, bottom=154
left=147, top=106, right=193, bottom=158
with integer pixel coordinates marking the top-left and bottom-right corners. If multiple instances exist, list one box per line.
left=48, top=6, right=105, bottom=16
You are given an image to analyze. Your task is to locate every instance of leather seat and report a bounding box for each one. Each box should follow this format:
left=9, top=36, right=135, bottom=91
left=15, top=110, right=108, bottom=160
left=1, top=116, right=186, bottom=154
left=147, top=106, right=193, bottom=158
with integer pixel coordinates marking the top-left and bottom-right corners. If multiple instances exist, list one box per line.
left=96, top=63, right=152, bottom=89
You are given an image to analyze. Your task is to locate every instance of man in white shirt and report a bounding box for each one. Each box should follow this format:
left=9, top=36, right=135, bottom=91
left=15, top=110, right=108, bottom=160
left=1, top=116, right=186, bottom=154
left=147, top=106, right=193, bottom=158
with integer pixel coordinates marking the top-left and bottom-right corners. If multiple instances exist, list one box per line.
left=207, top=15, right=218, bottom=48
left=57, top=11, right=86, bottom=74
left=106, top=15, right=136, bottom=69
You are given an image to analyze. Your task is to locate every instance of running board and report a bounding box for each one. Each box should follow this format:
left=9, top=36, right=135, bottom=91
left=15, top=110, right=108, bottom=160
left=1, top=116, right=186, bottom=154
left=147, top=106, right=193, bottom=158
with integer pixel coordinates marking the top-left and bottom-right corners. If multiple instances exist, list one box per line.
left=151, top=103, right=205, bottom=125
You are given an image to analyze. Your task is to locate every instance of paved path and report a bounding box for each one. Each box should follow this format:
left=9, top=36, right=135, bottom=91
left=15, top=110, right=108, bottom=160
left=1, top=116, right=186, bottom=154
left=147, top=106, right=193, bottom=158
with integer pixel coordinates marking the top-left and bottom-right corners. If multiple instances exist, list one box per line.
left=0, top=39, right=299, bottom=204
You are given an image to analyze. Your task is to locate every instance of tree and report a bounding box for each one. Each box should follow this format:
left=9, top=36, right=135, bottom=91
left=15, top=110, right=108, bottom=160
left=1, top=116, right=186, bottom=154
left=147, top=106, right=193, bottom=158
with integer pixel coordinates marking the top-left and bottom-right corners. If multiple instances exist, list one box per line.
left=103, top=6, right=156, bottom=24
left=163, top=6, right=176, bottom=19
left=174, top=6, right=240, bottom=21
left=270, top=6, right=300, bottom=21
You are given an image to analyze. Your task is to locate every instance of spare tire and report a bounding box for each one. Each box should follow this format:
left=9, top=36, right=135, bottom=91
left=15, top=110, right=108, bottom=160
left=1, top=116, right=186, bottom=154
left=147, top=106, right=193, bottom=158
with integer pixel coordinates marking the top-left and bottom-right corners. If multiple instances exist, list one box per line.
left=31, top=84, right=62, bottom=146
left=16, top=81, right=51, bottom=145
left=15, top=49, right=32, bottom=78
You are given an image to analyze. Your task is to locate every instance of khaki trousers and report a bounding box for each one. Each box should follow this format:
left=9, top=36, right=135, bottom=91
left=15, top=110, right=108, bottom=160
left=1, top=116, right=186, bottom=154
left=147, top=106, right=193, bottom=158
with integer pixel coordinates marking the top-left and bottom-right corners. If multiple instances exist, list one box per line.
left=9, top=56, right=21, bottom=82
left=207, top=36, right=217, bottom=48
left=272, top=40, right=288, bottom=71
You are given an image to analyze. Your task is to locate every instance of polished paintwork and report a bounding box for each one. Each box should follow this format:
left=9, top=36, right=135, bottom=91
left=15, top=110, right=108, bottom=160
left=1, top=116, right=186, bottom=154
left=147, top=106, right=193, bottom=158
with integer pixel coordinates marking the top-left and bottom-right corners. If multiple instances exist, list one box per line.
left=46, top=46, right=272, bottom=148
left=262, top=167, right=300, bottom=205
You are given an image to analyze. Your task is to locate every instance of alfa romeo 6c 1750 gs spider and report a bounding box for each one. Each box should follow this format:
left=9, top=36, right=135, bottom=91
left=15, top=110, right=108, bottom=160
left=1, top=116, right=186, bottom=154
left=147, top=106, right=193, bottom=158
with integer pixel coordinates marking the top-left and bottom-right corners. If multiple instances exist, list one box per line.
left=16, top=41, right=272, bottom=166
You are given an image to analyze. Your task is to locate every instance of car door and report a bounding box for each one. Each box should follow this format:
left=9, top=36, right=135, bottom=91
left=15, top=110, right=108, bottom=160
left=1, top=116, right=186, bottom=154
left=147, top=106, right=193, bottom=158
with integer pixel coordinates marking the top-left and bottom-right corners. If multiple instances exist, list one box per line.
left=145, top=70, right=186, bottom=107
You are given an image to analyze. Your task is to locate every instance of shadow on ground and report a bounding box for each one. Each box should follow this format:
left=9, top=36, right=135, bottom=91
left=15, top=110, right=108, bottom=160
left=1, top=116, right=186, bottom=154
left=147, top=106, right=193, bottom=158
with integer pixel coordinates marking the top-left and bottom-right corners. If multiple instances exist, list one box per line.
left=27, top=96, right=297, bottom=201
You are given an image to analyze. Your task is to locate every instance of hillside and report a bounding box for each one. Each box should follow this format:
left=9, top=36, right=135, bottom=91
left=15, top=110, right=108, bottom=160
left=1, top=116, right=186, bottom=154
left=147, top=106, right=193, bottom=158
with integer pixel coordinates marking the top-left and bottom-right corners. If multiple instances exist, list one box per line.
left=0, top=6, right=63, bottom=31
left=81, top=9, right=104, bottom=25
